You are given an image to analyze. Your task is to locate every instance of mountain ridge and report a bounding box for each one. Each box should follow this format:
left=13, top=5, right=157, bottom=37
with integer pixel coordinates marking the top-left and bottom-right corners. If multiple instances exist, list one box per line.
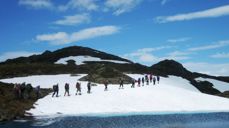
left=0, top=46, right=228, bottom=96
left=1, top=46, right=133, bottom=65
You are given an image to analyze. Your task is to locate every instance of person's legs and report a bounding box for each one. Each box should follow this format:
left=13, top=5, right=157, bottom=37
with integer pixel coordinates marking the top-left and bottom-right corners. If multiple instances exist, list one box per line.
left=56, top=90, right=59, bottom=97
left=52, top=91, right=56, bottom=97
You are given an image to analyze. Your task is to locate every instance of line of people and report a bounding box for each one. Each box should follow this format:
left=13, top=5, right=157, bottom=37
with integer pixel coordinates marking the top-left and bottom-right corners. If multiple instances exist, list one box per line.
left=106, top=74, right=160, bottom=91
left=52, top=81, right=92, bottom=97
left=136, top=74, right=160, bottom=87
left=51, top=74, right=160, bottom=97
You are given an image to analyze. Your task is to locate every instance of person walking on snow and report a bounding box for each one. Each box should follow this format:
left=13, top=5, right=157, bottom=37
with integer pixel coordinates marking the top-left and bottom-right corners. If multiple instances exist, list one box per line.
left=150, top=74, right=153, bottom=83
left=104, top=80, right=108, bottom=91
left=64, top=83, right=70, bottom=96
left=131, top=79, right=135, bottom=88
left=119, top=78, right=124, bottom=89
left=138, top=78, right=141, bottom=87
left=142, top=77, right=145, bottom=86
left=145, top=75, right=149, bottom=85
left=52, top=84, right=59, bottom=97
left=87, top=81, right=91, bottom=94
left=76, top=82, right=81, bottom=95
left=157, top=76, right=160, bottom=84
left=153, top=77, right=156, bottom=85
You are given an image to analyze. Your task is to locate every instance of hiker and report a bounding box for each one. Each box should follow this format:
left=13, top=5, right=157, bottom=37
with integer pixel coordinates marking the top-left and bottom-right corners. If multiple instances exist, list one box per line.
left=145, top=75, right=149, bottom=85
left=87, top=81, right=91, bottom=94
left=64, top=83, right=70, bottom=96
left=104, top=80, right=108, bottom=91
left=52, top=84, right=59, bottom=97
left=20, top=82, right=26, bottom=99
left=76, top=82, right=81, bottom=95
left=119, top=78, right=124, bottom=89
left=157, top=76, right=160, bottom=84
left=150, top=74, right=153, bottom=83
left=142, top=77, right=145, bottom=86
left=138, top=78, right=141, bottom=87
left=131, top=79, right=135, bottom=88
left=25, top=83, right=33, bottom=99
left=145, top=75, right=148, bottom=81
left=153, top=77, right=156, bottom=85
left=13, top=83, right=21, bottom=99
left=35, top=85, right=40, bottom=99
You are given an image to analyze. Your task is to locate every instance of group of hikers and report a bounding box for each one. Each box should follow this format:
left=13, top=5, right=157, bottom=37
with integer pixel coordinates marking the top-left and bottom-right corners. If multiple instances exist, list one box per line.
left=52, top=74, right=160, bottom=97
left=104, top=74, right=160, bottom=91
left=12, top=74, right=160, bottom=99
left=129, top=74, right=160, bottom=89
left=13, top=83, right=40, bottom=99
left=136, top=74, right=160, bottom=87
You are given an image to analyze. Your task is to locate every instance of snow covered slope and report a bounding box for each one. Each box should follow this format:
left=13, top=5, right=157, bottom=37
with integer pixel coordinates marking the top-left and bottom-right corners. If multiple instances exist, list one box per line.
left=196, top=77, right=229, bottom=92
left=1, top=74, right=229, bottom=117
left=55, top=56, right=130, bottom=65
left=128, top=74, right=200, bottom=92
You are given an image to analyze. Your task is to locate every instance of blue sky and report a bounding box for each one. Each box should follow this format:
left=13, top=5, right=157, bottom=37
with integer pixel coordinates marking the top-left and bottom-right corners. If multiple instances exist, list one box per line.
left=1, top=0, right=229, bottom=76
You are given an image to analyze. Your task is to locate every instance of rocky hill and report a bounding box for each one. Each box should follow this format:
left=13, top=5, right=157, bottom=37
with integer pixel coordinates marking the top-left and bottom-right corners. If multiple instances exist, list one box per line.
left=0, top=46, right=228, bottom=96
left=1, top=46, right=132, bottom=64
left=150, top=59, right=229, bottom=95
left=0, top=46, right=148, bottom=79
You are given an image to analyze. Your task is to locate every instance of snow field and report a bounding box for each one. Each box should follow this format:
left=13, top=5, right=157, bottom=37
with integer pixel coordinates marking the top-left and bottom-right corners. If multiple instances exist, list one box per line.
left=55, top=56, right=130, bottom=65
left=1, top=74, right=229, bottom=117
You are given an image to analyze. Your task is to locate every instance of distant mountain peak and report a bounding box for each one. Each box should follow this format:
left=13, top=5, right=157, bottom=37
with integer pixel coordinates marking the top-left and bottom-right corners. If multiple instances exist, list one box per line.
left=151, top=59, right=190, bottom=77
left=1, top=45, right=133, bottom=65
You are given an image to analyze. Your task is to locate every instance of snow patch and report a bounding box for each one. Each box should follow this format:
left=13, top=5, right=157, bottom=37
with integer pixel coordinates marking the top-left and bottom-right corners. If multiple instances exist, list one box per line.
left=55, top=56, right=130, bottom=65
left=1, top=74, right=229, bottom=117
left=196, top=77, right=229, bottom=92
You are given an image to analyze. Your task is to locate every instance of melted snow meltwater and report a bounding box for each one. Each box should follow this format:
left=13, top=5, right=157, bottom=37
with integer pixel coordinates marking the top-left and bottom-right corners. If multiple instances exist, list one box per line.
left=1, top=112, right=229, bottom=128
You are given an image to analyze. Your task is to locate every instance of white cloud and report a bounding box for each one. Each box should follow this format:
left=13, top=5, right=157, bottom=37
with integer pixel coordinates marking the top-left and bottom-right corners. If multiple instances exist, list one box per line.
left=161, top=0, right=169, bottom=5
left=167, top=51, right=190, bottom=56
left=163, top=56, right=190, bottom=61
left=150, top=51, right=191, bottom=62
left=163, top=51, right=191, bottom=60
left=211, top=53, right=229, bottom=58
left=125, top=48, right=229, bottom=76
left=188, top=40, right=229, bottom=51
left=36, top=26, right=120, bottom=45
left=58, top=0, right=98, bottom=11
left=136, top=46, right=172, bottom=53
left=105, top=0, right=142, bottom=15
left=36, top=32, right=69, bottom=45
left=167, top=37, right=191, bottom=43
left=0, top=51, right=39, bottom=62
left=124, top=52, right=158, bottom=63
left=184, top=62, right=229, bottom=76
left=123, top=46, right=172, bottom=64
left=124, top=48, right=191, bottom=66
left=18, top=0, right=54, bottom=9
left=54, top=13, right=91, bottom=26
left=138, top=53, right=158, bottom=62
left=155, top=5, right=229, bottom=23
